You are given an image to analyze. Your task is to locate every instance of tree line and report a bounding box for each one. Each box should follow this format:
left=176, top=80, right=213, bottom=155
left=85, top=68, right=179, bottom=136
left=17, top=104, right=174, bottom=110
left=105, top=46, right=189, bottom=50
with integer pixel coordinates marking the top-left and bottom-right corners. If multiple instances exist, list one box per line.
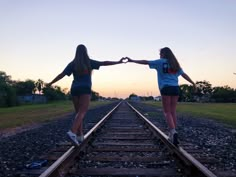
left=0, top=71, right=100, bottom=107
left=179, top=81, right=236, bottom=102
left=129, top=80, right=236, bottom=103
left=1, top=71, right=235, bottom=107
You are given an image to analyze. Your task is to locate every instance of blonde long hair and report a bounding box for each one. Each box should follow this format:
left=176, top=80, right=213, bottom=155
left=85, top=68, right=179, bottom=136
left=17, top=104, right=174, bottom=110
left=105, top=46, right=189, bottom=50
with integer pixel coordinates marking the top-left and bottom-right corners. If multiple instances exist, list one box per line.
left=73, top=44, right=91, bottom=75
left=160, top=47, right=181, bottom=71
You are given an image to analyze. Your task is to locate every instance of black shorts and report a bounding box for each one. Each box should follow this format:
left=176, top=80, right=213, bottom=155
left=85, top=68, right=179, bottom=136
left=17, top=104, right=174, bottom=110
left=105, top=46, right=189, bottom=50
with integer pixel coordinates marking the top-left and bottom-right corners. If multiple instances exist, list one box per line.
left=160, top=86, right=180, bottom=96
left=71, top=86, right=92, bottom=96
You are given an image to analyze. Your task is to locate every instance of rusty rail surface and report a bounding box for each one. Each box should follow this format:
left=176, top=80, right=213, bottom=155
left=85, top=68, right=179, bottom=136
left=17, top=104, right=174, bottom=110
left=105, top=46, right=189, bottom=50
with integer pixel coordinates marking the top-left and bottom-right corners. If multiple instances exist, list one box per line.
left=36, top=101, right=217, bottom=177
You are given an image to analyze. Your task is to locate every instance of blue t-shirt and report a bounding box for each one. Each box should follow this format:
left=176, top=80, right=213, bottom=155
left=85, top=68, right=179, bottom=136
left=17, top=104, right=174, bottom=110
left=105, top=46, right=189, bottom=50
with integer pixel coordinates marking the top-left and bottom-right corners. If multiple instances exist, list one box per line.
left=62, top=59, right=102, bottom=89
left=148, top=58, right=184, bottom=90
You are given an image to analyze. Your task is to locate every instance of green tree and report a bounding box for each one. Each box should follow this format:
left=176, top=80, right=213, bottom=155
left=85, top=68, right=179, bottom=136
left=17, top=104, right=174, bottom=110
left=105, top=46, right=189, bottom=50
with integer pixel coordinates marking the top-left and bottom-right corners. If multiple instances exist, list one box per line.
left=179, top=84, right=195, bottom=102
left=0, top=71, right=12, bottom=85
left=13, top=79, right=35, bottom=95
left=195, top=80, right=212, bottom=101
left=0, top=71, right=17, bottom=107
left=43, top=86, right=66, bottom=101
left=91, top=90, right=99, bottom=101
left=35, top=79, right=44, bottom=94
left=129, top=93, right=138, bottom=99
left=211, top=86, right=236, bottom=102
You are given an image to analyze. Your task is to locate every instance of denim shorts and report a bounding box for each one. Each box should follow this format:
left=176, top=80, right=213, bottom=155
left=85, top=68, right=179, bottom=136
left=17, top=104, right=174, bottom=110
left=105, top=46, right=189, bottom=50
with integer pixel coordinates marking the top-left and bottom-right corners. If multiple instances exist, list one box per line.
left=71, top=86, right=92, bottom=96
left=160, top=86, right=180, bottom=96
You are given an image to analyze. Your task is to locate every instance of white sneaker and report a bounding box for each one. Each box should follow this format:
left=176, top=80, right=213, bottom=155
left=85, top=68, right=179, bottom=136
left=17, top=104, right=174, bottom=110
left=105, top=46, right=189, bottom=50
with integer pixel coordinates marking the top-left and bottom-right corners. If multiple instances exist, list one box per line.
left=172, top=132, right=179, bottom=146
left=67, top=131, right=80, bottom=146
left=168, top=131, right=179, bottom=146
left=77, top=135, right=84, bottom=143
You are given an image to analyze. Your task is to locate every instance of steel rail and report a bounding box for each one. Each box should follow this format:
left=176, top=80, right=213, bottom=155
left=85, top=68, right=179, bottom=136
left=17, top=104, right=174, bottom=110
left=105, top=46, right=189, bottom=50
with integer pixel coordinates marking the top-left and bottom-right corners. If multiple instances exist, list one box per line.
left=39, top=101, right=122, bottom=177
left=127, top=101, right=217, bottom=177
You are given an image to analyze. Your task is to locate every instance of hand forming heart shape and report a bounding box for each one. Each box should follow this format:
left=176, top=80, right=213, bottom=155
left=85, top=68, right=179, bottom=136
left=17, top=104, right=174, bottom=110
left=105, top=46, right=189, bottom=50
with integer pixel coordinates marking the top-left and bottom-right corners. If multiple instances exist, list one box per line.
left=121, top=58, right=128, bottom=63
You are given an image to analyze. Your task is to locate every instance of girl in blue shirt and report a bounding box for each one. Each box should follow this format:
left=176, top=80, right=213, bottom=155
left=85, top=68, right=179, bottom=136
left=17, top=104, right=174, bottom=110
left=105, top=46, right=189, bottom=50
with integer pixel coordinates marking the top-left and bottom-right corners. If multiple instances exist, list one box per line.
left=126, top=47, right=196, bottom=146
left=48, top=44, right=123, bottom=146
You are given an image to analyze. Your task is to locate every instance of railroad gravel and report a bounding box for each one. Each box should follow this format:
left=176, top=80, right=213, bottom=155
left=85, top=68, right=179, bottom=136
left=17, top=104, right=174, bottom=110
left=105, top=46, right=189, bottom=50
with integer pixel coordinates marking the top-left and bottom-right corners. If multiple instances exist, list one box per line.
left=1, top=101, right=235, bottom=177
left=130, top=101, right=236, bottom=177
left=0, top=101, right=118, bottom=177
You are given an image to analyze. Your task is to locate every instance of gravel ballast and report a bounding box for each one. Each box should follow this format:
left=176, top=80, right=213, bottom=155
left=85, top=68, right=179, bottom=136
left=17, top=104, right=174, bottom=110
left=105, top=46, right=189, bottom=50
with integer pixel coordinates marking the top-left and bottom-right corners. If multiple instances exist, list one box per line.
left=0, top=101, right=235, bottom=177
left=0, top=102, right=118, bottom=177
left=130, top=101, right=236, bottom=177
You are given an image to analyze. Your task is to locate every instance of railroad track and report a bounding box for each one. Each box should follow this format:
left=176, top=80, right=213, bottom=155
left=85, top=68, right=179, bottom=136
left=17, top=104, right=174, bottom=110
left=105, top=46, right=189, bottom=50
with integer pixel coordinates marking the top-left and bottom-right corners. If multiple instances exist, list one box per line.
left=22, top=101, right=217, bottom=177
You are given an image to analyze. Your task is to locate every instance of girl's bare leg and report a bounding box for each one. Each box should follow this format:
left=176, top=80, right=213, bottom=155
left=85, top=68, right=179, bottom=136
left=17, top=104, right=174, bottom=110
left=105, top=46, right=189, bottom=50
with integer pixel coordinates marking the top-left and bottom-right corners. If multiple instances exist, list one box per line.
left=162, top=96, right=175, bottom=129
left=72, top=96, right=82, bottom=136
left=170, top=96, right=179, bottom=128
left=71, top=94, right=91, bottom=136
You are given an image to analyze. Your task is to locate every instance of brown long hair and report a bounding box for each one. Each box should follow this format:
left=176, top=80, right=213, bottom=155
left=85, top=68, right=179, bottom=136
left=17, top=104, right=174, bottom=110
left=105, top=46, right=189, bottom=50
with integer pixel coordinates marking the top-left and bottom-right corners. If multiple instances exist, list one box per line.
left=73, top=44, right=91, bottom=75
left=160, top=47, right=181, bottom=71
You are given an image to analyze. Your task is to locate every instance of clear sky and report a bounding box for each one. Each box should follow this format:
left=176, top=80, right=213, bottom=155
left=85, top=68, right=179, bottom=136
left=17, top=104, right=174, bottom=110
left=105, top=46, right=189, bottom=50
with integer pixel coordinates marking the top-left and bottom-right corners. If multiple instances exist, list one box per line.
left=1, top=0, right=236, bottom=98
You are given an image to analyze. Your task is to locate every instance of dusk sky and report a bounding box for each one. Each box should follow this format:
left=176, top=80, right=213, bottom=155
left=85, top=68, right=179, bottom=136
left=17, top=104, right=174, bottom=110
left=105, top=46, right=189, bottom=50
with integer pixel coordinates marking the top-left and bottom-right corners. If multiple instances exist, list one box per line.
left=1, top=0, right=236, bottom=98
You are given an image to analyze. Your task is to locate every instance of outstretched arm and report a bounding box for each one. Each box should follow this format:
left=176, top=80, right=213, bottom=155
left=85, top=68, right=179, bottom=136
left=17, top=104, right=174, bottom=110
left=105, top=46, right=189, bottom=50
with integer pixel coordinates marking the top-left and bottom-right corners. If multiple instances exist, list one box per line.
left=101, top=58, right=123, bottom=66
left=47, top=72, right=66, bottom=86
left=181, top=73, right=196, bottom=86
left=126, top=57, right=149, bottom=65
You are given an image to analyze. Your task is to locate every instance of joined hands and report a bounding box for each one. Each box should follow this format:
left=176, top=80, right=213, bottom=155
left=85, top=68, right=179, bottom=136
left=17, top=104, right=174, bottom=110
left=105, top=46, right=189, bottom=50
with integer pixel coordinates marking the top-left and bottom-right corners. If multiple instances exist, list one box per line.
left=120, top=57, right=133, bottom=63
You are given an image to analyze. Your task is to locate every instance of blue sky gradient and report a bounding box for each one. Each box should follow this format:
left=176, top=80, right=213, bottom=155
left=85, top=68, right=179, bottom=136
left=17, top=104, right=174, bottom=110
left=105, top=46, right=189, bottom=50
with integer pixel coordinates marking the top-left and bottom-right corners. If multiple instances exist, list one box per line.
left=1, top=0, right=236, bottom=98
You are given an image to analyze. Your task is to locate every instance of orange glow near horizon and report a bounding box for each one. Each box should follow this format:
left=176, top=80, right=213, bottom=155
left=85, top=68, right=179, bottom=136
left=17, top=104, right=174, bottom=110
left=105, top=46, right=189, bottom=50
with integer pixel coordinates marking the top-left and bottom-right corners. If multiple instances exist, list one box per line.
left=1, top=1, right=236, bottom=99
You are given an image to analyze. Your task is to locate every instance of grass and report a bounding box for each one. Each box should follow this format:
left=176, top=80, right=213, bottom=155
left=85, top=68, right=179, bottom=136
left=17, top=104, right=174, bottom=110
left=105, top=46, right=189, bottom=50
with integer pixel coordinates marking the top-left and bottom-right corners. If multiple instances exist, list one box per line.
left=0, top=100, right=113, bottom=130
left=2, top=100, right=235, bottom=130
left=144, top=101, right=236, bottom=127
